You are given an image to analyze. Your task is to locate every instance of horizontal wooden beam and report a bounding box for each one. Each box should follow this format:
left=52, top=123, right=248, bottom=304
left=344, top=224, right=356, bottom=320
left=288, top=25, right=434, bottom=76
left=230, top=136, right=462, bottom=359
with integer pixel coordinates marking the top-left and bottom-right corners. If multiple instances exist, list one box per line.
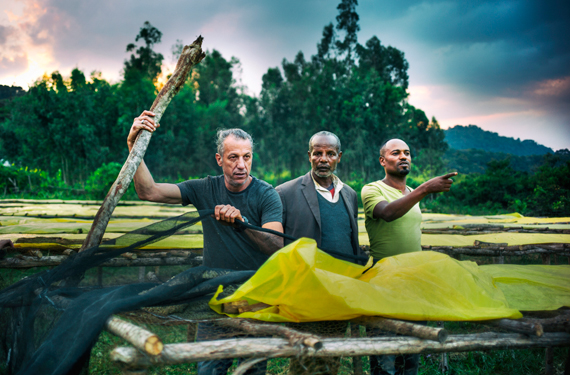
left=110, top=332, right=570, bottom=368
left=0, top=255, right=203, bottom=268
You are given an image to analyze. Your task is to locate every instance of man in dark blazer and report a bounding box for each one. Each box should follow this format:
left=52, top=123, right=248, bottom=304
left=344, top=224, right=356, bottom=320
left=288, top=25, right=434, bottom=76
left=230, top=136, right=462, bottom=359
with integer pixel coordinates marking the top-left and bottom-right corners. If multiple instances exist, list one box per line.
left=276, top=131, right=362, bottom=264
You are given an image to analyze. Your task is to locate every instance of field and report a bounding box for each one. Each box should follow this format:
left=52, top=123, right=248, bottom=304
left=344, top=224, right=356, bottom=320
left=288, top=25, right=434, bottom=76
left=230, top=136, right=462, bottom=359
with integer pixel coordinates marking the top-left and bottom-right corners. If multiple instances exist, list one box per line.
left=1, top=200, right=569, bottom=374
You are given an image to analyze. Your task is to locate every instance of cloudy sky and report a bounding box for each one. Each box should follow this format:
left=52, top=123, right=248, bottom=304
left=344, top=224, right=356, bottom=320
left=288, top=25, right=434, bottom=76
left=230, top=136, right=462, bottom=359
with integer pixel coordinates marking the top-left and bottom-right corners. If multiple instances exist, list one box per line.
left=1, top=0, right=569, bottom=150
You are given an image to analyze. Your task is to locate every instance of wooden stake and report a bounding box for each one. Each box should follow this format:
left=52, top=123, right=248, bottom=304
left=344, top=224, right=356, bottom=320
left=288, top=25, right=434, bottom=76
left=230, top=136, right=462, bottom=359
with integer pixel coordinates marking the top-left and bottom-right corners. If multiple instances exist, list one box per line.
left=80, top=37, right=206, bottom=252
left=351, top=323, right=363, bottom=375
left=106, top=316, right=163, bottom=356
left=354, top=316, right=448, bottom=343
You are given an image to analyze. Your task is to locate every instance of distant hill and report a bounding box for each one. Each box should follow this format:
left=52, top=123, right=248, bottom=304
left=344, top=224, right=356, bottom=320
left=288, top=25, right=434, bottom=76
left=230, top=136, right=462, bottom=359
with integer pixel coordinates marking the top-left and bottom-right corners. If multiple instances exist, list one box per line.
left=444, top=125, right=553, bottom=156
left=443, top=149, right=545, bottom=174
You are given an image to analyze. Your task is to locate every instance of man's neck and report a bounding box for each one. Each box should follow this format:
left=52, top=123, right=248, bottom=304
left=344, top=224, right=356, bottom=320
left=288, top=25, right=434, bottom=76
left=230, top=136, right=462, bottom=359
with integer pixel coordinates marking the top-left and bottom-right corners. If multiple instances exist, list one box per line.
left=225, top=175, right=252, bottom=193
left=382, top=174, right=407, bottom=193
left=312, top=171, right=333, bottom=188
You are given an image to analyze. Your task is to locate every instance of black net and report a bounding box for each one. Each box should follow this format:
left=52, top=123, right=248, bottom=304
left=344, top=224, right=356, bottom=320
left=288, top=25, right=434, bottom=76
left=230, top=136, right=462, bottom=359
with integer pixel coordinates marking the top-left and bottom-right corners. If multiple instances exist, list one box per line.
left=0, top=210, right=255, bottom=375
left=0, top=209, right=372, bottom=375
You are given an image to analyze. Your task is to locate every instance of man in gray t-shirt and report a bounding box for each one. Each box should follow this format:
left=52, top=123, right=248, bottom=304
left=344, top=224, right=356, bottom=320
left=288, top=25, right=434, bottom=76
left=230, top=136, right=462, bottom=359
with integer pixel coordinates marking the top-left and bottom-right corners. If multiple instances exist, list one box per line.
left=127, top=110, right=284, bottom=269
left=128, top=112, right=283, bottom=375
left=178, top=175, right=282, bottom=270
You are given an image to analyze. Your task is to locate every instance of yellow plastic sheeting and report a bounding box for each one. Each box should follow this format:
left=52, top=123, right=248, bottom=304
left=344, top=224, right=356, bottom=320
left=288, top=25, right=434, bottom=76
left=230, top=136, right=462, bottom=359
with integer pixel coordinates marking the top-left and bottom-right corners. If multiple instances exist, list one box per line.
left=210, top=239, right=522, bottom=322
left=421, top=233, right=570, bottom=247
left=480, top=264, right=570, bottom=311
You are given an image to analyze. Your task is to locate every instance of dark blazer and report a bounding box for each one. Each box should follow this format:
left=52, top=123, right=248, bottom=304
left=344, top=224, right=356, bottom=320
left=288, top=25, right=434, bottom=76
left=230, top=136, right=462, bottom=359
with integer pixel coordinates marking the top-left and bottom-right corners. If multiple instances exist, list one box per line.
left=276, top=172, right=362, bottom=259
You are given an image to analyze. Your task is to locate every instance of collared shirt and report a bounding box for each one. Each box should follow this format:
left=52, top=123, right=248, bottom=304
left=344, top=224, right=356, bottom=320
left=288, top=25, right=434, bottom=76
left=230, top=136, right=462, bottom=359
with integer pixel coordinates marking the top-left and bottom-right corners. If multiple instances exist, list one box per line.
left=311, top=172, right=344, bottom=203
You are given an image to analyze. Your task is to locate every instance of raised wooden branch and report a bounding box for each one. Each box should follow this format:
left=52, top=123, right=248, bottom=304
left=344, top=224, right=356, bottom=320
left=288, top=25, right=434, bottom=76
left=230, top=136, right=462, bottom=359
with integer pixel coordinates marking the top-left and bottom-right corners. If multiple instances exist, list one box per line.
left=354, top=316, right=448, bottom=343
left=477, top=318, right=543, bottom=336
left=214, top=318, right=323, bottom=349
left=106, top=316, right=163, bottom=355
left=110, top=332, right=570, bottom=368
left=0, top=255, right=203, bottom=268
left=80, top=37, right=206, bottom=252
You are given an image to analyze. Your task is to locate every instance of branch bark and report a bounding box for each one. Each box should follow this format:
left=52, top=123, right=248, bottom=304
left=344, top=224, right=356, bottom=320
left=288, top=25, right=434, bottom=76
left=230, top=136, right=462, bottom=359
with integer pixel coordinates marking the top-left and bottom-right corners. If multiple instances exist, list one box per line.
left=80, top=37, right=206, bottom=252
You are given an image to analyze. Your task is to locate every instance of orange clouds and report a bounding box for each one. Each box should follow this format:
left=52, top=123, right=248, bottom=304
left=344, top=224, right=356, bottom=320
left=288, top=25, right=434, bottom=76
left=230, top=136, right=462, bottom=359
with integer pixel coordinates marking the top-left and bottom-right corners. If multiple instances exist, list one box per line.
left=531, top=77, right=570, bottom=98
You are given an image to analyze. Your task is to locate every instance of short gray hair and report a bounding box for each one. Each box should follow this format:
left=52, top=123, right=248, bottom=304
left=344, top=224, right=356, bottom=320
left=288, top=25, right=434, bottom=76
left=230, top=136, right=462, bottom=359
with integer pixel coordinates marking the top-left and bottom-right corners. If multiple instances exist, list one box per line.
left=216, top=129, right=254, bottom=155
left=309, top=131, right=341, bottom=153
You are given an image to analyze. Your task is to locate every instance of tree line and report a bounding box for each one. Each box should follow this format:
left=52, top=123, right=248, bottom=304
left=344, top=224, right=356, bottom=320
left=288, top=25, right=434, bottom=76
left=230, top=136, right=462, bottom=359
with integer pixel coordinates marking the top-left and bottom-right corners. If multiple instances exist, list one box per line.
left=0, top=0, right=568, bottom=216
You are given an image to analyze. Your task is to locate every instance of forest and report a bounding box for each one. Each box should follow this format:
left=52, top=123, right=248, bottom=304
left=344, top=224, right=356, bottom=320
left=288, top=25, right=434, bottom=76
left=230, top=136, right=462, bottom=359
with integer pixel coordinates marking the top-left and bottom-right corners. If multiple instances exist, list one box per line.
left=0, top=0, right=568, bottom=217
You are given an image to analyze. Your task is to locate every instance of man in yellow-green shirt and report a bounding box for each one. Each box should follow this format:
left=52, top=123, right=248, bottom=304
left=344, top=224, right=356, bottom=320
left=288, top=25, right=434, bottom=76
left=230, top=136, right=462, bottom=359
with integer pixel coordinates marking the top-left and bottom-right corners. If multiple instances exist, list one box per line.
left=362, top=138, right=457, bottom=262
left=362, top=138, right=457, bottom=375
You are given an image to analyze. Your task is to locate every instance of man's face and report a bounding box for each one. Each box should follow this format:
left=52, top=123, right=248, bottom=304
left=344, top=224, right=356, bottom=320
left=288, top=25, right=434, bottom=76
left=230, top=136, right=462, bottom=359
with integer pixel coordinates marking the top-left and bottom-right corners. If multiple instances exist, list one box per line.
left=308, top=135, right=342, bottom=179
left=215, top=136, right=253, bottom=189
left=380, top=139, right=411, bottom=176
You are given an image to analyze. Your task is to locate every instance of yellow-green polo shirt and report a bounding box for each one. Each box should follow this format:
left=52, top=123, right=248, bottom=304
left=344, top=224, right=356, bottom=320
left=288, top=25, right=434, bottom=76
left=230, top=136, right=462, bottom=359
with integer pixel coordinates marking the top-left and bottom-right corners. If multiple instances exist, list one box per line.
left=361, top=180, right=422, bottom=260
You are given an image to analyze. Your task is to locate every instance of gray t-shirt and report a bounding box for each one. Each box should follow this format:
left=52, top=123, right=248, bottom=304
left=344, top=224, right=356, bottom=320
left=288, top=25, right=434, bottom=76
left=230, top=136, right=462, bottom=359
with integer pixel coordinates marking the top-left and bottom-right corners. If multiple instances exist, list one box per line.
left=177, top=175, right=282, bottom=270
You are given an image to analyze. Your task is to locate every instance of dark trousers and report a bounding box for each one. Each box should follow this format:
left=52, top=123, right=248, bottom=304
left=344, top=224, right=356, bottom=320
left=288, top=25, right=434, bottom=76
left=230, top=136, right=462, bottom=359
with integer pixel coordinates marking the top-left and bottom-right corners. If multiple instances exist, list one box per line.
left=195, top=322, right=267, bottom=375
left=368, top=318, right=425, bottom=375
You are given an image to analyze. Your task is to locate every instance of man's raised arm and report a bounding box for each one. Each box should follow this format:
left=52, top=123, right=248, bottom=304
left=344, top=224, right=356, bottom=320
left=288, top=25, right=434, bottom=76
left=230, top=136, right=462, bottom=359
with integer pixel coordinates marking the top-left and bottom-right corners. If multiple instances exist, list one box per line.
left=372, top=172, right=457, bottom=222
left=127, top=110, right=182, bottom=205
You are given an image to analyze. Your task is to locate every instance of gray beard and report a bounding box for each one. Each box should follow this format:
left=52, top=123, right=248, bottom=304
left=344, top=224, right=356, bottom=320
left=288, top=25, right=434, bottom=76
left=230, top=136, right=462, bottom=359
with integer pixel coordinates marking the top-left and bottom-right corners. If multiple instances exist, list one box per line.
left=314, top=169, right=333, bottom=178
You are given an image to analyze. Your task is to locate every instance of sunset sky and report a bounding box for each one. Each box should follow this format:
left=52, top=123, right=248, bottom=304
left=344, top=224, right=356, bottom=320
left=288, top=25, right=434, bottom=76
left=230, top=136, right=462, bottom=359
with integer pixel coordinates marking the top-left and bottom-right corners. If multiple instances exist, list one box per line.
left=1, top=0, right=569, bottom=150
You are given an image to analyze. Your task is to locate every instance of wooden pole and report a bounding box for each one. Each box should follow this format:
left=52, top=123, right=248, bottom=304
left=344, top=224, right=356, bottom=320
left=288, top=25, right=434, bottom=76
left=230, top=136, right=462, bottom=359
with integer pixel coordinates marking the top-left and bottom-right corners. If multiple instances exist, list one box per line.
left=213, top=318, right=323, bottom=349
left=79, top=37, right=206, bottom=252
left=0, top=255, right=203, bottom=268
left=354, top=316, right=448, bottom=343
left=110, top=332, right=570, bottom=368
left=106, top=316, right=163, bottom=356
left=545, top=347, right=554, bottom=375
left=477, top=318, right=543, bottom=336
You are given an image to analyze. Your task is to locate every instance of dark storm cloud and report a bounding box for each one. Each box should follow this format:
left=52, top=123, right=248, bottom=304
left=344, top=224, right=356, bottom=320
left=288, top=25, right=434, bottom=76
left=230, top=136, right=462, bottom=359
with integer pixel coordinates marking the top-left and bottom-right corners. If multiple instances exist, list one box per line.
left=360, top=0, right=570, bottom=94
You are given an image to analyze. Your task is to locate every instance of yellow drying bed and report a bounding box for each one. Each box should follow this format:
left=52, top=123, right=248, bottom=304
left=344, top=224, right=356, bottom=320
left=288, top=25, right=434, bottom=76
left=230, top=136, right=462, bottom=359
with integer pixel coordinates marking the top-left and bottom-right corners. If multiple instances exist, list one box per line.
left=2, top=211, right=569, bottom=249
left=210, top=239, right=570, bottom=322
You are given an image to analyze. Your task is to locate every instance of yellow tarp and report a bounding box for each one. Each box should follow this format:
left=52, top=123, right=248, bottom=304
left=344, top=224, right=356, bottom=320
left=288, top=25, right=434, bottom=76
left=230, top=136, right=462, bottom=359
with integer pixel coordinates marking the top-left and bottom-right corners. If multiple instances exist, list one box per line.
left=480, top=264, right=570, bottom=311
left=209, top=239, right=547, bottom=322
